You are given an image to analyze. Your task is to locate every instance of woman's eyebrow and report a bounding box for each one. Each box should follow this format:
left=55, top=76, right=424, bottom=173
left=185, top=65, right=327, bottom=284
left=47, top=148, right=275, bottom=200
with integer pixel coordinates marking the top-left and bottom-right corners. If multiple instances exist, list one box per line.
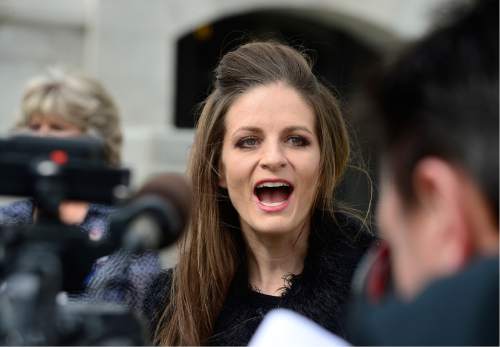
left=231, top=126, right=262, bottom=136
left=231, top=125, right=314, bottom=137
left=283, top=126, right=314, bottom=135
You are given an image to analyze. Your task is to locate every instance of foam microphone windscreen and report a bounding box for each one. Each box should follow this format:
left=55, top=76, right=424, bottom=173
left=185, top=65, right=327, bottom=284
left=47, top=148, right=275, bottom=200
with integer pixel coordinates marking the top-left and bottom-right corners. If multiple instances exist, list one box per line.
left=133, top=172, right=191, bottom=230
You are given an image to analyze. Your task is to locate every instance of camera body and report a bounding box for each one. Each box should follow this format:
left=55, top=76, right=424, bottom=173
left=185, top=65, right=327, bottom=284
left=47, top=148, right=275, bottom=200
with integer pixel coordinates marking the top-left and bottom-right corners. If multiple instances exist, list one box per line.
left=0, top=135, right=149, bottom=345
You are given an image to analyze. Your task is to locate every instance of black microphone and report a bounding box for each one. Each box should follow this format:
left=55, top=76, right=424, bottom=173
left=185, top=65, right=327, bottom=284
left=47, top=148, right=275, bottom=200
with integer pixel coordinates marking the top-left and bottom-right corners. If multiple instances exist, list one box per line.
left=107, top=173, right=191, bottom=253
left=83, top=173, right=190, bottom=308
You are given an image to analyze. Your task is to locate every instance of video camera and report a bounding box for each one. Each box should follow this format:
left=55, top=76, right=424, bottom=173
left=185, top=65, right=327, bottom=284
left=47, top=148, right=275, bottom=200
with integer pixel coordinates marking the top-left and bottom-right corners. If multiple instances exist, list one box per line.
left=0, top=135, right=129, bottom=206
left=0, top=135, right=148, bottom=345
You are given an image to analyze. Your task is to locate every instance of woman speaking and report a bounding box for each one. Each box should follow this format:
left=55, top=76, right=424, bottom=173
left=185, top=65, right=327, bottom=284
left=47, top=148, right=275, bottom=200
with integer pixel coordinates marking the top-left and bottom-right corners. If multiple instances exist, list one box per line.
left=145, top=41, right=374, bottom=346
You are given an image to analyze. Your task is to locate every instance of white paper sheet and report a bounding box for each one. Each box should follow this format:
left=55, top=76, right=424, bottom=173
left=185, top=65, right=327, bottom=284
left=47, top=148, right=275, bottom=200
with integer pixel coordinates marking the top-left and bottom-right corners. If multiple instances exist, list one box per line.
left=249, top=309, right=351, bottom=347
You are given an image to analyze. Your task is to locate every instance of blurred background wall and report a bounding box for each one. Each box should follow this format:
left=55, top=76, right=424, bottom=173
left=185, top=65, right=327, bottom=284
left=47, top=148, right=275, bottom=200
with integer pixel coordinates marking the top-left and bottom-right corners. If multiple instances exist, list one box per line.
left=0, top=0, right=457, bottom=211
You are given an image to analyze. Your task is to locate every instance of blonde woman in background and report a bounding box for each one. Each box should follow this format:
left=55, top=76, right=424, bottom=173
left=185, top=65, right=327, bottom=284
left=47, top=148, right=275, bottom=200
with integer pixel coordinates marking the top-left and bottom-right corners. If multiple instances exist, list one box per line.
left=0, top=68, right=161, bottom=307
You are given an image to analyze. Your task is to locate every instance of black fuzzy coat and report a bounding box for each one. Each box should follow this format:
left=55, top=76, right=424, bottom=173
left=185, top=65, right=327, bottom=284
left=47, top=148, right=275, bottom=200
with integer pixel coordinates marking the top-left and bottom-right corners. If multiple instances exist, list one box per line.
left=144, top=212, right=375, bottom=346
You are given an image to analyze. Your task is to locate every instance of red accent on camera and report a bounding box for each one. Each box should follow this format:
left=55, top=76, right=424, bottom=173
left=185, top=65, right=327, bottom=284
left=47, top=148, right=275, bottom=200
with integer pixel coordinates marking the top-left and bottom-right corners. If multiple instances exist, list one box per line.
left=50, top=150, right=69, bottom=165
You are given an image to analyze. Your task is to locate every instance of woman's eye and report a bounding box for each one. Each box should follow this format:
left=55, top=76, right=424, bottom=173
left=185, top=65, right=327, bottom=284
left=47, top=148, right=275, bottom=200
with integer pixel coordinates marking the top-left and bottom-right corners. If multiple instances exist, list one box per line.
left=28, top=123, right=41, bottom=131
left=236, top=137, right=259, bottom=148
left=286, top=135, right=309, bottom=147
left=50, top=124, right=64, bottom=131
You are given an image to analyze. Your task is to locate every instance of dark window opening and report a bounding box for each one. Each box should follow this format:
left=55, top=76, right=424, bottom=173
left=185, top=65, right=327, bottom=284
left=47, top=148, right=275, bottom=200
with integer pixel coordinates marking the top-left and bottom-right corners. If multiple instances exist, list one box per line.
left=175, top=9, right=380, bottom=128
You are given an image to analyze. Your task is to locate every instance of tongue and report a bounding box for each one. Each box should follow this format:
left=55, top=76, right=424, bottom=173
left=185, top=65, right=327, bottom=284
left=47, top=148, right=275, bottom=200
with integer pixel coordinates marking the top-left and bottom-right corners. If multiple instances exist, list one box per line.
left=259, top=188, right=289, bottom=203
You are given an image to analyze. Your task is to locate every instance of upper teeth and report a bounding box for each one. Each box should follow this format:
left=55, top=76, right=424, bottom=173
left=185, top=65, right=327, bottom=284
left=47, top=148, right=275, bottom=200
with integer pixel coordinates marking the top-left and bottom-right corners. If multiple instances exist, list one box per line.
left=256, top=182, right=290, bottom=188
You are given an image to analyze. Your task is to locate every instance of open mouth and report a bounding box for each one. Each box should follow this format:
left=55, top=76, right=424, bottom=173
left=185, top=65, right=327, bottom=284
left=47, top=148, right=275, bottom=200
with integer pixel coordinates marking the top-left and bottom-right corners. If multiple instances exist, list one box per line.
left=254, top=181, right=294, bottom=207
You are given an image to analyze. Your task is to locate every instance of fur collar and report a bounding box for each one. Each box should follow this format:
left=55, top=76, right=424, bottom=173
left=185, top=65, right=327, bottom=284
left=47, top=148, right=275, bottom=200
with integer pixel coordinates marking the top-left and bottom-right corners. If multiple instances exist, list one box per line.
left=144, top=211, right=375, bottom=346
left=209, top=211, right=374, bottom=345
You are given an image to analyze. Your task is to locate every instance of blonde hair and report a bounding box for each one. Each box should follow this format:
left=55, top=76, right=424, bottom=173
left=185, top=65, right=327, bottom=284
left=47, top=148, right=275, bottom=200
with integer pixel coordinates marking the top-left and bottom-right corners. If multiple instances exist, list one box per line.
left=155, top=41, right=350, bottom=345
left=16, top=67, right=122, bottom=166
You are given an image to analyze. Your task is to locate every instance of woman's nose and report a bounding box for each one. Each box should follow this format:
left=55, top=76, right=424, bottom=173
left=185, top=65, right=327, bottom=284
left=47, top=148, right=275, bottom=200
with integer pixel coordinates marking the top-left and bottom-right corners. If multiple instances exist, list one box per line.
left=260, top=142, right=287, bottom=171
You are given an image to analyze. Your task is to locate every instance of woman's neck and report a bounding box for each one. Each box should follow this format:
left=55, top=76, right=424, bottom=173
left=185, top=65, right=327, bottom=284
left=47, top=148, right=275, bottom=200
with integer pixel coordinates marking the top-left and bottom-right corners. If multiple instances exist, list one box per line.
left=34, top=201, right=90, bottom=225
left=244, top=223, right=310, bottom=296
left=58, top=201, right=89, bottom=225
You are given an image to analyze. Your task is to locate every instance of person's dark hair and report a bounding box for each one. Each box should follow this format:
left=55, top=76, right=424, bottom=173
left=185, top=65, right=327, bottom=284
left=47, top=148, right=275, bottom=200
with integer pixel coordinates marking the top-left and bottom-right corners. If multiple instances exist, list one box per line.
left=371, top=0, right=498, bottom=221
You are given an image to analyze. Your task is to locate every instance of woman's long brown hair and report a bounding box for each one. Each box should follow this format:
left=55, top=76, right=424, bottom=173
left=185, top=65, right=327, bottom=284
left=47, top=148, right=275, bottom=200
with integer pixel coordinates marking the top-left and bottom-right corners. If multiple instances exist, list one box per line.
left=154, top=41, right=351, bottom=345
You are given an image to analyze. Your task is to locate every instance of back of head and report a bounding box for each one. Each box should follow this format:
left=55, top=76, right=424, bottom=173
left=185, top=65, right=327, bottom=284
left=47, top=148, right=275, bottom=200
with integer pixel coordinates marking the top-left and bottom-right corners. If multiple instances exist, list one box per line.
left=347, top=3, right=499, bottom=344
left=16, top=67, right=123, bottom=167
left=373, top=0, right=498, bottom=221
